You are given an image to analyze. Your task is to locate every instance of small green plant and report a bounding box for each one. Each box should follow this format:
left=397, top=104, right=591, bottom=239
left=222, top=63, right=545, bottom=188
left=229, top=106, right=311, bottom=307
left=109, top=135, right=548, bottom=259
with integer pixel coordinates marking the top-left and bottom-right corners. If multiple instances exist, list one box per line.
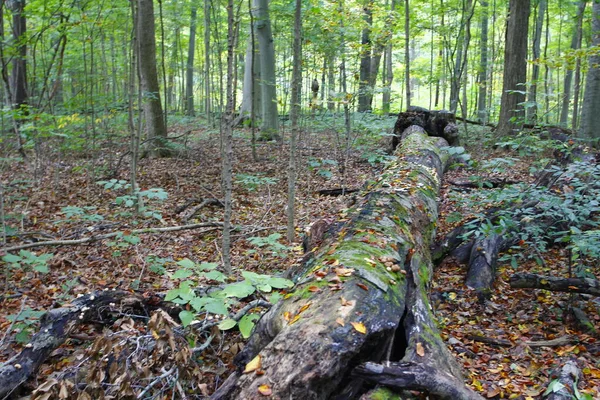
left=57, top=205, right=104, bottom=224
left=97, top=180, right=168, bottom=220
left=362, top=149, right=394, bottom=166
left=6, top=308, right=45, bottom=344
left=2, top=250, right=53, bottom=274
left=308, top=157, right=338, bottom=179
left=480, top=157, right=518, bottom=173
left=105, top=232, right=141, bottom=257
left=442, top=146, right=475, bottom=169
left=146, top=254, right=170, bottom=275
left=165, top=258, right=293, bottom=337
left=247, top=233, right=289, bottom=258
left=235, top=173, right=278, bottom=191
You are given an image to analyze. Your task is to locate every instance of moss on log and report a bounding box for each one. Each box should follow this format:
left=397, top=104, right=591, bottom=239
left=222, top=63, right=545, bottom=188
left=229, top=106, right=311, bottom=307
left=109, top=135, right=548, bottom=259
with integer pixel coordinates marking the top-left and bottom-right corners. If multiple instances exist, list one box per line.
left=212, top=125, right=482, bottom=399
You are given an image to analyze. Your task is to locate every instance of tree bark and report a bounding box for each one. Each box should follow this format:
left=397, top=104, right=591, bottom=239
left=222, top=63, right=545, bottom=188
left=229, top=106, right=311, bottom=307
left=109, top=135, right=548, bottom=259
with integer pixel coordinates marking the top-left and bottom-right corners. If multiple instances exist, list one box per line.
left=287, top=0, right=301, bottom=243
left=137, top=0, right=170, bottom=157
left=358, top=0, right=373, bottom=112
left=510, top=273, right=600, bottom=296
left=185, top=7, right=197, bottom=116
left=497, top=0, right=530, bottom=136
left=477, top=1, right=489, bottom=124
left=7, top=0, right=27, bottom=108
left=527, top=0, right=546, bottom=123
left=580, top=1, right=600, bottom=141
left=559, top=1, right=587, bottom=126
left=253, top=0, right=279, bottom=139
left=211, top=122, right=481, bottom=399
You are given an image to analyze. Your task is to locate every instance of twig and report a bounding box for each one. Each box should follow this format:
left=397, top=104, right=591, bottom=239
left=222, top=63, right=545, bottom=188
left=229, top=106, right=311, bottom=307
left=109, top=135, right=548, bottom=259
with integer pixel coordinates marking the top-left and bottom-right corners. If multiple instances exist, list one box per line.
left=466, top=334, right=576, bottom=348
left=136, top=366, right=176, bottom=399
left=1, top=223, right=223, bottom=253
left=191, top=334, right=215, bottom=353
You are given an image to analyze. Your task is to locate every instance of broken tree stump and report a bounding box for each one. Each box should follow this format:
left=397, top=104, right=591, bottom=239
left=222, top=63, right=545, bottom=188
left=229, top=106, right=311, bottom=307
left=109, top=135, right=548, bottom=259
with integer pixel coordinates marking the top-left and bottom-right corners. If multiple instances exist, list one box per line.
left=392, top=106, right=460, bottom=151
left=211, top=125, right=482, bottom=399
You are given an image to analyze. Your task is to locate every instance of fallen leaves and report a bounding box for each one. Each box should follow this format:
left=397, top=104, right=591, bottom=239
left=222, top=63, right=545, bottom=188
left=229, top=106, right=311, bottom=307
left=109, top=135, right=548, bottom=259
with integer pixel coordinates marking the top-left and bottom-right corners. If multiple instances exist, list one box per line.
left=350, top=322, right=367, bottom=334
left=244, top=355, right=261, bottom=374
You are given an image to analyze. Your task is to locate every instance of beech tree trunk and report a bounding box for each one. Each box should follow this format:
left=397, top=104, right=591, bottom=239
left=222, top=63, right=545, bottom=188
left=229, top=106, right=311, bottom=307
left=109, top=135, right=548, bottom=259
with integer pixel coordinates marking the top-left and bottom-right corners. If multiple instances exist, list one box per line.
left=211, top=119, right=482, bottom=399
left=253, top=0, right=279, bottom=139
left=137, top=0, right=170, bottom=157
left=497, top=0, right=530, bottom=136
left=580, top=1, right=600, bottom=141
left=185, top=7, right=197, bottom=117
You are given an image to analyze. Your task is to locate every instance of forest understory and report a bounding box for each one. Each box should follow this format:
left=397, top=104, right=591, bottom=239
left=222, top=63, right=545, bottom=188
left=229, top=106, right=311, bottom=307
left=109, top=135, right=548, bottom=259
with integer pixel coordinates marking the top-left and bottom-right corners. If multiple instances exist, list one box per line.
left=1, top=114, right=599, bottom=399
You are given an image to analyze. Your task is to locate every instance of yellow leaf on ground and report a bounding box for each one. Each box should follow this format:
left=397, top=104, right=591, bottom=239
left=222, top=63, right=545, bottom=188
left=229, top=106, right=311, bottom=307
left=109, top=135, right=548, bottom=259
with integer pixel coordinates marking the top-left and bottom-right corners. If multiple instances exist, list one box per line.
left=351, top=322, right=367, bottom=334
left=258, top=384, right=272, bottom=396
left=243, top=355, right=261, bottom=374
left=416, top=342, right=425, bottom=357
left=283, top=311, right=291, bottom=322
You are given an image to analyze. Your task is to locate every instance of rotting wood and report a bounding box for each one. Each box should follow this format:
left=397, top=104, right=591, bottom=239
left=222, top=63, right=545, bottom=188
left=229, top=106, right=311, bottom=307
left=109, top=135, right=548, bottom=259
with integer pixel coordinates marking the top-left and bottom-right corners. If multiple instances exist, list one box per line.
left=315, top=187, right=360, bottom=196
left=211, top=124, right=483, bottom=399
left=510, top=273, right=600, bottom=296
left=0, top=290, right=165, bottom=399
left=353, top=361, right=483, bottom=400
left=546, top=359, right=583, bottom=400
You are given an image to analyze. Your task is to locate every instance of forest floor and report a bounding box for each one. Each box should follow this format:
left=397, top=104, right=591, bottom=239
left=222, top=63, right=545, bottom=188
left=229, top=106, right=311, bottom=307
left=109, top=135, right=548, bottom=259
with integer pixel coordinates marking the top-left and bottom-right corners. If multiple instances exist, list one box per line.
left=0, top=114, right=599, bottom=399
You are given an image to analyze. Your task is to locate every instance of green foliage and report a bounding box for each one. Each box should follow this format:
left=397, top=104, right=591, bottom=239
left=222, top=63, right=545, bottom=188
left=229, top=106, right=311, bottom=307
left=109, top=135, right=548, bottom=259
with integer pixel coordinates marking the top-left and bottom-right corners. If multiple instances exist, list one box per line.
left=443, top=146, right=475, bottom=168
left=247, top=233, right=289, bottom=258
left=105, top=232, right=141, bottom=257
left=2, top=250, right=53, bottom=274
left=57, top=206, right=104, bottom=223
left=453, top=161, right=600, bottom=271
left=6, top=308, right=46, bottom=344
left=164, top=258, right=293, bottom=337
left=97, top=180, right=168, bottom=220
left=307, top=157, right=338, bottom=179
left=235, top=173, right=278, bottom=191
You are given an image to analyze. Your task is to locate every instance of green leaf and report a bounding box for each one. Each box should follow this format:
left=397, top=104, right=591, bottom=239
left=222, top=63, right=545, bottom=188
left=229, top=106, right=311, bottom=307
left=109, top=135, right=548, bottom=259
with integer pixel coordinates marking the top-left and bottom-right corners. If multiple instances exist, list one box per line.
left=218, top=318, right=237, bottom=330
left=256, top=284, right=272, bottom=293
left=177, top=258, right=196, bottom=269
left=2, top=254, right=22, bottom=263
left=238, top=314, right=260, bottom=338
left=172, top=268, right=194, bottom=279
left=543, top=380, right=565, bottom=396
left=269, top=292, right=283, bottom=304
left=198, top=262, right=219, bottom=271
left=266, top=277, right=294, bottom=289
left=179, top=310, right=196, bottom=327
left=165, top=288, right=182, bottom=302
left=34, top=264, right=49, bottom=273
left=204, top=270, right=226, bottom=282
left=220, top=282, right=256, bottom=298
left=204, top=299, right=229, bottom=315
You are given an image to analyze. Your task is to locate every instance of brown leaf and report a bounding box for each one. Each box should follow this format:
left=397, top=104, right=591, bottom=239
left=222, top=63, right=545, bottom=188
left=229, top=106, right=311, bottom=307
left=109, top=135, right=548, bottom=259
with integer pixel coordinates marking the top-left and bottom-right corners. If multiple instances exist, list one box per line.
left=336, top=318, right=345, bottom=326
left=356, top=283, right=369, bottom=291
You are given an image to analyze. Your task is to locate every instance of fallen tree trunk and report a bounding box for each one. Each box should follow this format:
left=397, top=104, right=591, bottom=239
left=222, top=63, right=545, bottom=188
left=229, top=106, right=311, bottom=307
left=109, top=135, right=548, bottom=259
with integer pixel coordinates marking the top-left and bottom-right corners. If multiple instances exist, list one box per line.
left=0, top=290, right=165, bottom=399
left=545, top=359, right=583, bottom=400
left=211, top=125, right=483, bottom=399
left=510, top=273, right=600, bottom=296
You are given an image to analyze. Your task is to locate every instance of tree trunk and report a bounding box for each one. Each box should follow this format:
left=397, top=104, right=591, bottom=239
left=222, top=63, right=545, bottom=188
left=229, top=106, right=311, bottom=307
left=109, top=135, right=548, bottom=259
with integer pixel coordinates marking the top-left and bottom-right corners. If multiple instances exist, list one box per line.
left=253, top=0, right=279, bottom=139
left=497, top=0, right=530, bottom=136
left=287, top=0, right=301, bottom=243
left=527, top=0, right=546, bottom=123
left=559, top=1, right=586, bottom=126
left=204, top=0, right=211, bottom=121
left=358, top=0, right=373, bottom=112
left=137, top=0, right=170, bottom=157
left=8, top=0, right=27, bottom=109
left=381, top=0, right=395, bottom=116
left=221, top=0, right=235, bottom=274
left=211, top=120, right=481, bottom=399
left=404, top=0, right=411, bottom=108
left=185, top=7, right=197, bottom=116
left=580, top=1, right=600, bottom=141
left=477, top=1, right=489, bottom=123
